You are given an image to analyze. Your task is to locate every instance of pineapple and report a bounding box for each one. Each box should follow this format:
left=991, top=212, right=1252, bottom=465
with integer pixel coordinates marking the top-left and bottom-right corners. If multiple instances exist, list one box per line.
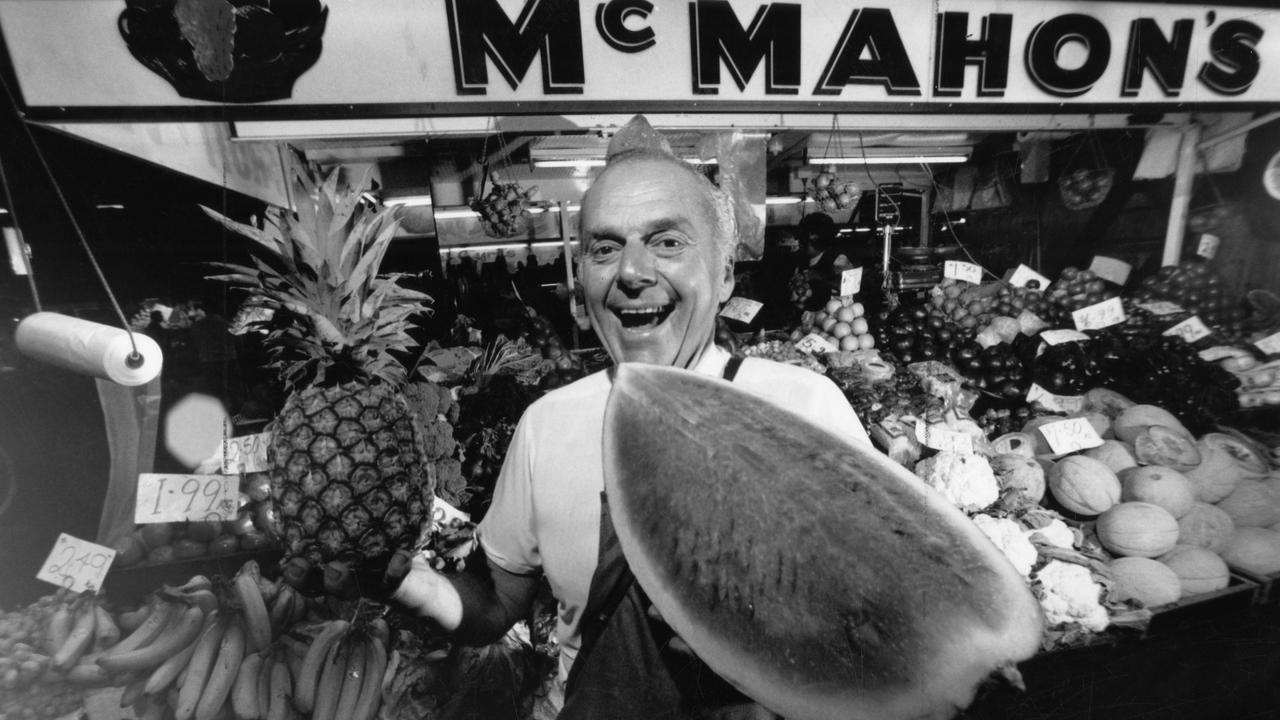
left=204, top=153, right=434, bottom=591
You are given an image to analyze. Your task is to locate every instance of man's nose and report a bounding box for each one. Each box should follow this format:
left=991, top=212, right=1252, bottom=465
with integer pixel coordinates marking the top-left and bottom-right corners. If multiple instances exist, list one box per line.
left=617, top=242, right=657, bottom=288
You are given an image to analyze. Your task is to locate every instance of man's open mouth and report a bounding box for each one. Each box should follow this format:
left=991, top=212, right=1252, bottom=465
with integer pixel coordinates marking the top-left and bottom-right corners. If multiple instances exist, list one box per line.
left=612, top=303, right=676, bottom=329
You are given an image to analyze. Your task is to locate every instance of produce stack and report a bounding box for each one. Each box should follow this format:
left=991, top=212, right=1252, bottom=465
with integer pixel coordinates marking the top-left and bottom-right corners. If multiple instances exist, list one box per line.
left=0, top=592, right=112, bottom=720
left=790, top=297, right=875, bottom=351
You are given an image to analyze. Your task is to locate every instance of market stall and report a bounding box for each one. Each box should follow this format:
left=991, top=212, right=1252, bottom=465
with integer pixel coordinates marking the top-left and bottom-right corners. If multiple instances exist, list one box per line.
left=2, top=1, right=1280, bottom=719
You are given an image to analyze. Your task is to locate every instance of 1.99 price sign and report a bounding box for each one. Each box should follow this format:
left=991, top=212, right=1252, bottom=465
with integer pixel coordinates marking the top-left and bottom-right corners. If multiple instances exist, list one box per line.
left=36, top=534, right=115, bottom=593
left=135, top=474, right=239, bottom=524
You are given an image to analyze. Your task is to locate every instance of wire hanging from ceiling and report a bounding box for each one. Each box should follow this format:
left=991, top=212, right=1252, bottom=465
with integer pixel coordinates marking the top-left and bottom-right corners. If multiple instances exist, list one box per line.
left=0, top=71, right=41, bottom=312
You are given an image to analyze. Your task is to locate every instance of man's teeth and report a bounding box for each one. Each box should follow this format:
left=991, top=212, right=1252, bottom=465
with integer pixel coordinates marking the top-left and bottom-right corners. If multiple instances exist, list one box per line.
left=614, top=304, right=673, bottom=328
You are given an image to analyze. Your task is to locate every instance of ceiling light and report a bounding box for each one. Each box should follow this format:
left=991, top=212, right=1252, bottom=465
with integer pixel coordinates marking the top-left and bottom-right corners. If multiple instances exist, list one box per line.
left=434, top=208, right=479, bottom=219
left=765, top=196, right=802, bottom=205
left=441, top=239, right=580, bottom=253
left=95, top=203, right=125, bottom=210
left=813, top=154, right=969, bottom=165
left=534, top=159, right=606, bottom=169
left=385, top=195, right=433, bottom=207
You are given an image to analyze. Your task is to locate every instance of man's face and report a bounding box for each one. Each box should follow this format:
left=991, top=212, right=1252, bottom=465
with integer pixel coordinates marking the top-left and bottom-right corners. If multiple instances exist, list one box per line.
left=579, top=157, right=734, bottom=369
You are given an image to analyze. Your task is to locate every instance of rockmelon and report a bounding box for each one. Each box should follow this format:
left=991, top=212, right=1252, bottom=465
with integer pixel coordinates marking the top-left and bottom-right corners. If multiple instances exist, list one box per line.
left=1113, top=404, right=1190, bottom=444
left=1176, top=503, right=1236, bottom=553
left=1199, top=432, right=1270, bottom=478
left=1218, top=528, right=1280, bottom=576
left=1096, top=502, right=1180, bottom=558
left=1215, top=481, right=1280, bottom=528
left=989, top=453, right=1046, bottom=504
left=603, top=364, right=1044, bottom=720
left=1047, top=456, right=1121, bottom=516
left=991, top=432, right=1037, bottom=458
left=1118, top=466, right=1195, bottom=518
left=1133, top=425, right=1201, bottom=472
left=1107, top=557, right=1182, bottom=607
left=1183, top=444, right=1245, bottom=503
left=1083, top=387, right=1135, bottom=418
left=1083, top=440, right=1138, bottom=474
left=1159, top=545, right=1230, bottom=596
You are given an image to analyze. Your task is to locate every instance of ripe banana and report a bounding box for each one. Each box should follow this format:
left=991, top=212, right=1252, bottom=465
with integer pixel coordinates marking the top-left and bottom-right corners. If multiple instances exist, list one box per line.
left=176, top=614, right=226, bottom=720
left=183, top=589, right=220, bottom=616
left=230, top=650, right=263, bottom=720
left=105, top=601, right=177, bottom=659
left=351, top=636, right=387, bottom=720
left=293, top=619, right=348, bottom=714
left=93, top=603, right=122, bottom=651
left=144, top=610, right=212, bottom=696
left=380, top=649, right=400, bottom=698
left=64, top=661, right=112, bottom=687
left=165, top=575, right=214, bottom=596
left=333, top=635, right=366, bottom=720
left=268, top=585, right=299, bottom=634
left=134, top=694, right=166, bottom=720
left=194, top=618, right=246, bottom=720
left=53, top=597, right=98, bottom=671
left=310, top=637, right=348, bottom=720
left=265, top=656, right=292, bottom=720
left=44, top=603, right=73, bottom=655
left=120, top=675, right=148, bottom=708
left=234, top=568, right=272, bottom=653
left=100, top=603, right=205, bottom=674
left=116, top=603, right=154, bottom=635
left=257, top=575, right=280, bottom=606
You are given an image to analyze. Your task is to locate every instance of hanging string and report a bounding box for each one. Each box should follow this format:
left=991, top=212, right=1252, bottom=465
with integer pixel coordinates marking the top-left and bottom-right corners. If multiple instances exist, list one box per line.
left=0, top=70, right=142, bottom=365
left=0, top=126, right=40, bottom=312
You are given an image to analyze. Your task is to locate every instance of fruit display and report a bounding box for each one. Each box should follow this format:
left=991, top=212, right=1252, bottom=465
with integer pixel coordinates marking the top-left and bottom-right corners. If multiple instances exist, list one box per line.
left=790, top=297, right=875, bottom=351
left=203, top=157, right=436, bottom=594
left=603, top=364, right=1043, bottom=719
left=470, top=181, right=537, bottom=239
left=1130, top=260, right=1251, bottom=341
left=805, top=171, right=860, bottom=213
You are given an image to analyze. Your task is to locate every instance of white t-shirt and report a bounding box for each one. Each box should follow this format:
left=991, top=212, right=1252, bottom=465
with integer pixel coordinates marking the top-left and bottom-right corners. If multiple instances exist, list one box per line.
left=476, top=346, right=870, bottom=705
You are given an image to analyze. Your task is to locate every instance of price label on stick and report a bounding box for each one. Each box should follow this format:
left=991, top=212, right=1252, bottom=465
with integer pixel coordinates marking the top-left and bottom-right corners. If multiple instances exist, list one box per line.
left=1088, top=256, right=1132, bottom=286
left=840, top=267, right=864, bottom=297
left=915, top=422, right=974, bottom=455
left=1197, top=234, right=1220, bottom=260
left=1163, top=316, right=1212, bottom=344
left=135, top=474, right=240, bottom=524
left=222, top=432, right=270, bottom=475
left=1040, top=417, right=1105, bottom=455
left=1255, top=331, right=1280, bottom=356
left=1005, top=264, right=1051, bottom=290
left=795, top=333, right=838, bottom=355
left=1026, top=384, right=1086, bottom=414
left=1137, top=301, right=1185, bottom=316
left=1040, top=329, right=1091, bottom=345
left=1072, top=297, right=1126, bottom=331
left=943, top=260, right=984, bottom=284
left=36, top=534, right=114, bottom=594
left=718, top=297, right=763, bottom=324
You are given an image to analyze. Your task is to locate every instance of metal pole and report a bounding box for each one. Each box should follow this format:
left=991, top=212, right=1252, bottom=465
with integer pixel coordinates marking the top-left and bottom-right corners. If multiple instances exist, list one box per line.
left=1162, top=124, right=1202, bottom=267
left=558, top=201, right=581, bottom=349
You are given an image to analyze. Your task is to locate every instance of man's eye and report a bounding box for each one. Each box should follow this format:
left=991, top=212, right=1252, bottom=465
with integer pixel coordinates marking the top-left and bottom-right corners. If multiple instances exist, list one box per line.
left=588, top=243, right=620, bottom=260
left=652, top=235, right=687, bottom=253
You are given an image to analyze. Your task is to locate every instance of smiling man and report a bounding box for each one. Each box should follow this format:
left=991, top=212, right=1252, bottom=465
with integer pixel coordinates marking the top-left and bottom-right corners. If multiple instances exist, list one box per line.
left=385, top=118, right=869, bottom=719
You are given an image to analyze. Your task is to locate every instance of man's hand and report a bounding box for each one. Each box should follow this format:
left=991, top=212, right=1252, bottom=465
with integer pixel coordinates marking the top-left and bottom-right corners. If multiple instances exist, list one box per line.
left=301, top=549, right=416, bottom=601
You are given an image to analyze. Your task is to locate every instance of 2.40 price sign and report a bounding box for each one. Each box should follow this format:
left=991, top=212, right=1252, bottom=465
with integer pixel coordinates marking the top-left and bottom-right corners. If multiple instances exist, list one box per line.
left=135, top=474, right=240, bottom=524
left=36, top=534, right=115, bottom=594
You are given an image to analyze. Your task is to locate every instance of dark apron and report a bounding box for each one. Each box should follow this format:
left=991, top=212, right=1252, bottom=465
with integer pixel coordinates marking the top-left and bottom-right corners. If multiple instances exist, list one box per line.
left=559, top=357, right=752, bottom=720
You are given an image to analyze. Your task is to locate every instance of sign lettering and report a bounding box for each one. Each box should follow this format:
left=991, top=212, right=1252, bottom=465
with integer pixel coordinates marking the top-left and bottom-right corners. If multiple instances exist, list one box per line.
left=1163, top=316, right=1212, bottom=343
left=37, top=534, right=114, bottom=594
left=222, top=432, right=270, bottom=475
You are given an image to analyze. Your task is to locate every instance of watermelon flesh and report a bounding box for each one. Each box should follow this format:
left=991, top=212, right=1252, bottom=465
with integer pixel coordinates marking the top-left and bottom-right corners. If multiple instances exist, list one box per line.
left=602, top=364, right=1043, bottom=720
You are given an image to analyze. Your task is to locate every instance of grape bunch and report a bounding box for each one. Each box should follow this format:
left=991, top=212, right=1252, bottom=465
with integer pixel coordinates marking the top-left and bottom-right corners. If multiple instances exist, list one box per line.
left=0, top=681, right=85, bottom=720
left=0, top=594, right=86, bottom=720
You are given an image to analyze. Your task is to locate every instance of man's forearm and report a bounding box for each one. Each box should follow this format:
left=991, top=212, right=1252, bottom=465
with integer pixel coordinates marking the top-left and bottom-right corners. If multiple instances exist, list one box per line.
left=392, top=551, right=539, bottom=645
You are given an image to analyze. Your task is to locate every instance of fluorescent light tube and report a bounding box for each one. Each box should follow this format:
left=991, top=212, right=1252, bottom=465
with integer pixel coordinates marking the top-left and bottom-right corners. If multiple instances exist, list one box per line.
left=765, top=196, right=802, bottom=205
left=813, top=155, right=969, bottom=165
left=442, top=239, right=580, bottom=253
left=385, top=195, right=433, bottom=207
left=434, top=208, right=479, bottom=219
left=534, top=159, right=606, bottom=168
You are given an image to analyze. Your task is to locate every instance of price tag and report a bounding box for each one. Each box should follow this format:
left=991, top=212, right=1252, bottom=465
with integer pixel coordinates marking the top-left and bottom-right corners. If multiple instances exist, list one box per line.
left=1137, top=301, right=1185, bottom=316
left=36, top=534, right=115, bottom=594
left=1040, top=328, right=1091, bottom=345
left=943, top=260, right=983, bottom=284
left=795, top=333, right=838, bottom=355
left=1163, top=316, right=1212, bottom=344
left=222, top=432, right=270, bottom=475
left=1039, top=417, right=1104, bottom=455
left=1026, top=383, right=1086, bottom=414
left=1088, top=256, right=1132, bottom=286
left=432, top=495, right=471, bottom=524
left=839, top=267, right=863, bottom=297
left=915, top=422, right=975, bottom=455
left=1255, top=331, right=1280, bottom=356
left=1005, top=264, right=1051, bottom=290
left=718, top=297, right=763, bottom=324
left=135, top=474, right=240, bottom=524
left=1072, top=297, right=1126, bottom=331
left=1197, top=234, right=1220, bottom=259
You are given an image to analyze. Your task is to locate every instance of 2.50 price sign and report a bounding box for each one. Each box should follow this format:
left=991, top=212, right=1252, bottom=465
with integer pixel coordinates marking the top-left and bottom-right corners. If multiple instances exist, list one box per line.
left=36, top=534, right=115, bottom=594
left=135, top=474, right=239, bottom=524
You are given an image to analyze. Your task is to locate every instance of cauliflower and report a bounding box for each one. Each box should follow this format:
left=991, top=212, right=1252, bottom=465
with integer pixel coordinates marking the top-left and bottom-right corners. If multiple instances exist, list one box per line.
left=914, top=451, right=999, bottom=512
left=972, top=514, right=1037, bottom=577
left=1034, top=560, right=1109, bottom=632
left=1025, top=518, right=1075, bottom=549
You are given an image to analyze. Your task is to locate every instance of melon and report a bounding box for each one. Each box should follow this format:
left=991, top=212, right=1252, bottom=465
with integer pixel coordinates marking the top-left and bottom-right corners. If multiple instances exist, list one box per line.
left=1118, top=466, right=1195, bottom=518
left=1215, top=481, right=1280, bottom=528
left=1083, top=387, right=1135, bottom=418
left=991, top=432, right=1037, bottom=458
left=1176, top=503, right=1236, bottom=553
left=1133, top=426, right=1201, bottom=471
left=989, top=453, right=1046, bottom=504
left=1047, top=456, right=1121, bottom=516
left=1083, top=440, right=1138, bottom=474
left=1183, top=444, right=1244, bottom=503
left=603, top=364, right=1043, bottom=720
left=1113, top=404, right=1190, bottom=443
left=1019, top=417, right=1059, bottom=456
left=1218, top=528, right=1280, bottom=576
left=1107, top=557, right=1182, bottom=607
left=1199, top=432, right=1270, bottom=478
left=1096, top=502, right=1180, bottom=558
left=1158, top=545, right=1230, bottom=596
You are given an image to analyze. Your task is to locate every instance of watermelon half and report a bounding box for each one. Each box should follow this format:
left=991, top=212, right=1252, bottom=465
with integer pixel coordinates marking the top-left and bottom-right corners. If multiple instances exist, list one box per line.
left=602, top=364, right=1043, bottom=720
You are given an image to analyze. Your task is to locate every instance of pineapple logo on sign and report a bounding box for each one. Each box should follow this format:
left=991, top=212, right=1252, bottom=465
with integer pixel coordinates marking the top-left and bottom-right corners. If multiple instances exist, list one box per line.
left=117, top=0, right=329, bottom=103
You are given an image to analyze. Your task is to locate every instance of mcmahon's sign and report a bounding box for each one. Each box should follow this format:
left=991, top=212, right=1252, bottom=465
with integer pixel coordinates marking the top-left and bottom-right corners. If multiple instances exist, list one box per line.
left=0, top=0, right=1277, bottom=118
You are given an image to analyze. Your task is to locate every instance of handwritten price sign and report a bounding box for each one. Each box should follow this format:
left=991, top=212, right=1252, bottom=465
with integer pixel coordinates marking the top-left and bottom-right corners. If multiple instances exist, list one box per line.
left=1197, top=234, right=1220, bottom=260
left=839, top=267, right=864, bottom=297
left=1072, top=297, right=1126, bottom=331
left=1255, top=331, right=1280, bottom=356
left=915, top=422, right=974, bottom=455
left=222, top=432, right=270, bottom=475
left=1040, top=329, right=1091, bottom=345
left=1026, top=383, right=1086, bottom=414
left=795, top=333, right=838, bottom=355
left=36, top=534, right=115, bottom=594
left=1163, top=316, right=1212, bottom=344
left=1005, top=264, right=1051, bottom=290
left=719, top=297, right=763, bottom=324
left=135, top=474, right=240, bottom=524
left=1137, top=301, right=1186, bottom=316
left=1040, top=417, right=1105, bottom=455
left=943, top=260, right=983, bottom=284
left=1088, top=256, right=1132, bottom=286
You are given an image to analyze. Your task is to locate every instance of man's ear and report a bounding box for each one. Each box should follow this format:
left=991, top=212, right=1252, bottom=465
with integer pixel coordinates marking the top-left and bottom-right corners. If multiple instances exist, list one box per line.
left=718, top=255, right=736, bottom=303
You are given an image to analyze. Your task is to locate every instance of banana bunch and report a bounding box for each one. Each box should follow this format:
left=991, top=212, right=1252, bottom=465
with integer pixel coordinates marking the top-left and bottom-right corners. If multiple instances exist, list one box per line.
left=291, top=618, right=391, bottom=720
left=35, top=592, right=122, bottom=687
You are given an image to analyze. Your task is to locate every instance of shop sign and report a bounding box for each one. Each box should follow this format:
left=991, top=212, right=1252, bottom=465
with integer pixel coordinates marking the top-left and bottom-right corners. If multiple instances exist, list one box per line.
left=36, top=534, right=115, bottom=594
left=2, top=0, right=1279, bottom=117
